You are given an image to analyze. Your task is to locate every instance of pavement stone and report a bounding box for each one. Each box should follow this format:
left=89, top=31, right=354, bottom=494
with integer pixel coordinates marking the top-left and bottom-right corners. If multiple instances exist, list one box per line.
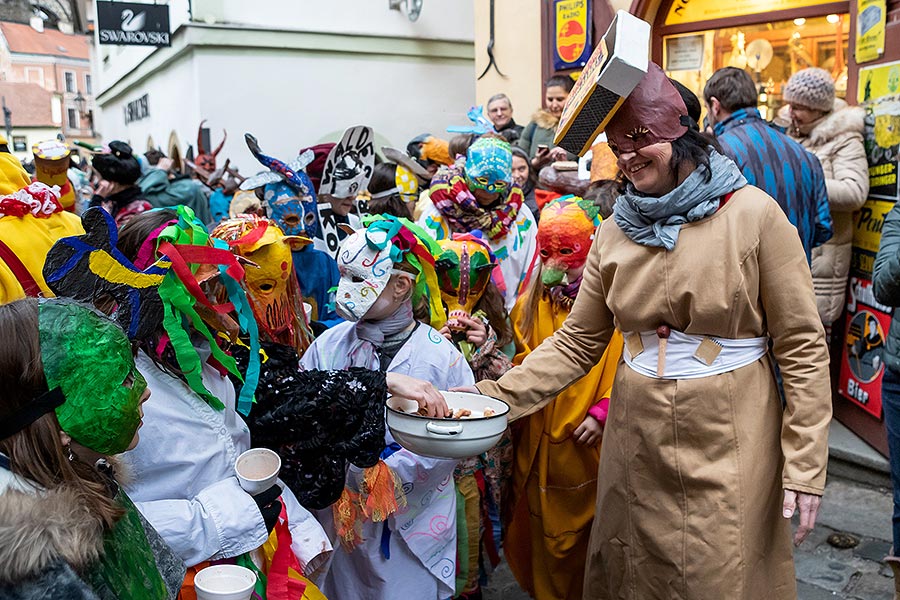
left=797, top=581, right=840, bottom=599
left=855, top=539, right=893, bottom=563
left=793, top=552, right=857, bottom=592
left=815, top=478, right=893, bottom=541
left=844, top=571, right=895, bottom=600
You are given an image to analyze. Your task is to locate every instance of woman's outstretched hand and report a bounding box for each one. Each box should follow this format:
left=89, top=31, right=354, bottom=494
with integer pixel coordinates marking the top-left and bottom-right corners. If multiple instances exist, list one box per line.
left=386, top=372, right=449, bottom=418
left=783, top=489, right=821, bottom=546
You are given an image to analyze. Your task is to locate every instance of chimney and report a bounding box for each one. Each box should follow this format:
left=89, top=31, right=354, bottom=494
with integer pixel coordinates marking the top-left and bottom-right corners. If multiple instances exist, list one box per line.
left=29, top=16, right=44, bottom=33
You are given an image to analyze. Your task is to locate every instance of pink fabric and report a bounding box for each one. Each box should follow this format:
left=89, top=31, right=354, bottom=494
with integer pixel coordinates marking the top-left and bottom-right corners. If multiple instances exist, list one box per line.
left=588, top=397, right=610, bottom=424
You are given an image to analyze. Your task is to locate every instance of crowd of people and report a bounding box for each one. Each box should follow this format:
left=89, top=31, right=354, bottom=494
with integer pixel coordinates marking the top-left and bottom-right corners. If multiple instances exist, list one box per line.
left=0, top=55, right=887, bottom=600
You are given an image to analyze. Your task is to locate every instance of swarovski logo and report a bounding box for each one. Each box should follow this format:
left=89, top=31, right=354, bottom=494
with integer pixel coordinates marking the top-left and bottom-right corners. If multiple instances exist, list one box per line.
left=96, top=1, right=171, bottom=47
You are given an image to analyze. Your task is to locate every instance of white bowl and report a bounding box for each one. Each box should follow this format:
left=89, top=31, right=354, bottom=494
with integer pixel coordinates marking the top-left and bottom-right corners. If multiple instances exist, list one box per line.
left=234, top=448, right=281, bottom=495
left=386, top=391, right=509, bottom=459
left=194, top=564, right=257, bottom=600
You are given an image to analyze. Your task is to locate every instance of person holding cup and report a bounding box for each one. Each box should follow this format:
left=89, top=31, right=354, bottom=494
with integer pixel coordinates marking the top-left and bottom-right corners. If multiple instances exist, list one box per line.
left=0, top=298, right=184, bottom=600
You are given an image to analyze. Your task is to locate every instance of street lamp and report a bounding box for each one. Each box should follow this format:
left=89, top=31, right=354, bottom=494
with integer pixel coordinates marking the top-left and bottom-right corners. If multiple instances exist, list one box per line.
left=73, top=91, right=94, bottom=137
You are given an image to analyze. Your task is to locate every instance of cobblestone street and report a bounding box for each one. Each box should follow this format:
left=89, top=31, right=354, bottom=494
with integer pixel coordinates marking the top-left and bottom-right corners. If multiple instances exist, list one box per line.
left=484, top=476, right=895, bottom=599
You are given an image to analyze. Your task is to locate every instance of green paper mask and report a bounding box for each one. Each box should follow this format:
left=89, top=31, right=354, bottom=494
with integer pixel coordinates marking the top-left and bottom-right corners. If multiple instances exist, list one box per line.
left=39, top=300, right=145, bottom=455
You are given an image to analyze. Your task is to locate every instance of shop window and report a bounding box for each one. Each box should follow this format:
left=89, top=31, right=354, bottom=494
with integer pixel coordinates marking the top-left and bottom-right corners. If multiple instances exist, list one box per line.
left=664, top=14, right=849, bottom=121
left=12, top=136, right=26, bottom=152
left=64, top=71, right=76, bottom=93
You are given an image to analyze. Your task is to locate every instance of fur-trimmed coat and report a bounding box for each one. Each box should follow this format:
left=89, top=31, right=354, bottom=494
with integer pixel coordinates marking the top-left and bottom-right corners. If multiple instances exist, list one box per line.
left=785, top=99, right=870, bottom=324
left=0, top=461, right=184, bottom=600
left=517, top=109, right=577, bottom=161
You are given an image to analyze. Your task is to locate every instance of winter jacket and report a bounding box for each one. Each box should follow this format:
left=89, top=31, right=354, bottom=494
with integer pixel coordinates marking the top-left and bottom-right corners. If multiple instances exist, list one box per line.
left=0, top=457, right=184, bottom=600
left=873, top=202, right=900, bottom=375
left=715, top=107, right=832, bottom=262
left=496, top=119, right=524, bottom=144
left=138, top=168, right=212, bottom=226
left=786, top=99, right=870, bottom=324
left=517, top=109, right=577, bottom=161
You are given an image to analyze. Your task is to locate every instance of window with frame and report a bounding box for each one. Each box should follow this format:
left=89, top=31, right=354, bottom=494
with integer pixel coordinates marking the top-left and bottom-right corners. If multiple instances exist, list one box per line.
left=84, top=74, right=92, bottom=95
left=64, top=71, right=76, bottom=93
left=12, top=136, right=26, bottom=152
left=67, top=108, right=78, bottom=129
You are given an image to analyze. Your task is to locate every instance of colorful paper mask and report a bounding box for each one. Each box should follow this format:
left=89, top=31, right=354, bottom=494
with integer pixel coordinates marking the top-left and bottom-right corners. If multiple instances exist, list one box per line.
left=537, top=195, right=601, bottom=286
left=605, top=62, right=689, bottom=156
left=43, top=207, right=169, bottom=340
left=241, top=133, right=320, bottom=238
left=211, top=215, right=313, bottom=356
left=370, top=164, right=419, bottom=205
left=464, top=137, right=512, bottom=194
left=195, top=120, right=227, bottom=172
left=319, top=126, right=375, bottom=199
left=435, top=234, right=496, bottom=331
left=336, top=215, right=445, bottom=327
left=32, top=140, right=75, bottom=211
left=40, top=299, right=146, bottom=455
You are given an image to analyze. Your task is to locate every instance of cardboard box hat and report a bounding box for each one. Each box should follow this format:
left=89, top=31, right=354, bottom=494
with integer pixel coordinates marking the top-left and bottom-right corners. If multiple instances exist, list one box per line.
left=554, top=11, right=650, bottom=156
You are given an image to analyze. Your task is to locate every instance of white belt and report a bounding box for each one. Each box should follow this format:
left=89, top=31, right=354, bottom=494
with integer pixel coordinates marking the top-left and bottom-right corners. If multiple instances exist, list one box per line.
left=622, top=329, right=769, bottom=380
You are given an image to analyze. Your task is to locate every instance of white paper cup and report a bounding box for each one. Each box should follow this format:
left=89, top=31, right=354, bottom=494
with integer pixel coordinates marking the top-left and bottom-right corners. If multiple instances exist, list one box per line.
left=234, top=448, right=281, bottom=495
left=303, top=302, right=312, bottom=320
left=194, top=564, right=256, bottom=600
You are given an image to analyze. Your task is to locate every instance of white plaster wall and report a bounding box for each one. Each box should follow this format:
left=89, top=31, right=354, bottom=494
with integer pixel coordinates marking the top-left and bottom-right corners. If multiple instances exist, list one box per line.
left=96, top=46, right=475, bottom=172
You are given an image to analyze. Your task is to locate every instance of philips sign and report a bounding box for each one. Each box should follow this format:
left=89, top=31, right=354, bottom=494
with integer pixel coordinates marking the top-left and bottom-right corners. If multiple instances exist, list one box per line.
left=97, top=1, right=171, bottom=47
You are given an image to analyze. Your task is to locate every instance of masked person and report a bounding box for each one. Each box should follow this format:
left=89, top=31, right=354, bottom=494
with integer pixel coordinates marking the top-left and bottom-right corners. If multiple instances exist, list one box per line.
left=0, top=298, right=184, bottom=600
left=434, top=233, right=514, bottom=598
left=88, top=141, right=152, bottom=226
left=419, top=136, right=538, bottom=311
left=506, top=196, right=623, bottom=600
left=43, top=205, right=332, bottom=598
left=240, top=133, right=342, bottom=330
left=442, top=62, right=832, bottom=599
left=299, top=215, right=475, bottom=600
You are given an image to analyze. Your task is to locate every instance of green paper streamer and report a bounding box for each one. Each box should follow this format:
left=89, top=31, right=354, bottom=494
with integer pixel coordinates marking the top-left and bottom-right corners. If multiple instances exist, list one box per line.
left=40, top=300, right=145, bottom=454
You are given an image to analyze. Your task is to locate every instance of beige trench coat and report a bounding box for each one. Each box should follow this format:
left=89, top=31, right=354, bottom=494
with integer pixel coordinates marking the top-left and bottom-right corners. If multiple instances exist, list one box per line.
left=478, top=186, right=832, bottom=599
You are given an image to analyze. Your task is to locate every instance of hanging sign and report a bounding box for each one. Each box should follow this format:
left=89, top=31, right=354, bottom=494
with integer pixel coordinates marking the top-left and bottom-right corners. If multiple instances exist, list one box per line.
left=554, top=0, right=592, bottom=71
left=97, top=1, right=171, bottom=47
left=856, top=0, right=887, bottom=64
left=665, top=35, right=705, bottom=71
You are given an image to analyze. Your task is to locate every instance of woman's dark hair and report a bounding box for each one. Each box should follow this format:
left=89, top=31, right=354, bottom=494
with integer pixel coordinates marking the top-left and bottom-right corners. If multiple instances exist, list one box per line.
left=368, top=163, right=412, bottom=220
left=582, top=179, right=624, bottom=220
left=546, top=75, right=575, bottom=93
left=669, top=128, right=721, bottom=183
left=449, top=134, right=476, bottom=160
left=0, top=299, right=125, bottom=542
left=474, top=281, right=512, bottom=347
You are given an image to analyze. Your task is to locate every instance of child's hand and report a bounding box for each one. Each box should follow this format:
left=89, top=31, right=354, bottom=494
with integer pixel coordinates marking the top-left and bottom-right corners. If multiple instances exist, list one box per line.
left=573, top=414, right=603, bottom=446
left=386, top=373, right=449, bottom=417
left=458, top=314, right=487, bottom=347
left=438, top=324, right=453, bottom=342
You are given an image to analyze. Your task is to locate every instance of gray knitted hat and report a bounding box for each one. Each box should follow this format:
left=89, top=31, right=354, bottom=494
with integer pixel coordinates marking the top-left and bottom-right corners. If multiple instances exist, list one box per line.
left=783, top=68, right=835, bottom=112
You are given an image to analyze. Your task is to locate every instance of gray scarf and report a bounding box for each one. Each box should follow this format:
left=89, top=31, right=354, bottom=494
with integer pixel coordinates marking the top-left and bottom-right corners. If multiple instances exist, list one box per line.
left=613, top=150, right=746, bottom=250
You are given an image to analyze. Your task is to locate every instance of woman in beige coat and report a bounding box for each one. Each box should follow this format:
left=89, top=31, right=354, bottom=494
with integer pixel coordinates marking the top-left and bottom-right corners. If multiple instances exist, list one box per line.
left=783, top=67, right=870, bottom=326
left=423, top=63, right=833, bottom=599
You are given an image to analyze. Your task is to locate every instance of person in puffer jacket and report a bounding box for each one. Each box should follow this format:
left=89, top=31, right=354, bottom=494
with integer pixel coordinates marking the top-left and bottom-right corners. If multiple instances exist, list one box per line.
left=782, top=67, right=870, bottom=326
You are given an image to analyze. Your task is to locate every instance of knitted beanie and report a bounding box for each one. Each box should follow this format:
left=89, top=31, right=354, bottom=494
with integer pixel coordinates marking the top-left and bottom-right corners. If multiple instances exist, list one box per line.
left=783, top=68, right=835, bottom=112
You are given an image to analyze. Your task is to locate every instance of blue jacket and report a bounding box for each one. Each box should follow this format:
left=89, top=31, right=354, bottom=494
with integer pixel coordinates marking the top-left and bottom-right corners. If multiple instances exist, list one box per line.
left=715, top=108, right=832, bottom=262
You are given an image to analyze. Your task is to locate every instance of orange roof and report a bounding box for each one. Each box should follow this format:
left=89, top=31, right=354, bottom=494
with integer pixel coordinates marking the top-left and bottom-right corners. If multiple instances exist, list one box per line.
left=0, top=82, right=55, bottom=127
left=0, top=22, right=90, bottom=60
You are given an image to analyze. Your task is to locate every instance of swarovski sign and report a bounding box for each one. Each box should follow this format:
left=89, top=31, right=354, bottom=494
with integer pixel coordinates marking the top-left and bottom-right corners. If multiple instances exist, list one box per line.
left=97, top=1, right=171, bottom=47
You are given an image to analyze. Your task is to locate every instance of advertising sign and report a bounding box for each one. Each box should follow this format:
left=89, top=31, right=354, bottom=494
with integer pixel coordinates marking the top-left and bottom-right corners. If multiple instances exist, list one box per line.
left=856, top=0, right=886, bottom=64
left=97, top=1, right=170, bottom=47
left=554, top=0, right=593, bottom=71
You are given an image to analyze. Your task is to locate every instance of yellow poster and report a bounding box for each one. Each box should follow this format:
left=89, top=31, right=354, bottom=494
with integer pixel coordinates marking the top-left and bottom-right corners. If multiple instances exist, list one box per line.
left=858, top=60, right=900, bottom=103
left=664, top=0, right=834, bottom=25
left=856, top=0, right=887, bottom=64
left=554, top=0, right=591, bottom=70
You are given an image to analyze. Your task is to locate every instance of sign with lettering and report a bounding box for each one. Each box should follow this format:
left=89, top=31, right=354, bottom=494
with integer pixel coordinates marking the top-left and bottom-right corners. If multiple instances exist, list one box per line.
left=97, top=1, right=170, bottom=47
left=124, top=94, right=149, bottom=124
left=554, top=0, right=592, bottom=71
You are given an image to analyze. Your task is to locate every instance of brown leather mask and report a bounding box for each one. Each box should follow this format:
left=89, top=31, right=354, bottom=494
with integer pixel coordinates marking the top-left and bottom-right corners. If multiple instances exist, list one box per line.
left=605, top=63, right=689, bottom=155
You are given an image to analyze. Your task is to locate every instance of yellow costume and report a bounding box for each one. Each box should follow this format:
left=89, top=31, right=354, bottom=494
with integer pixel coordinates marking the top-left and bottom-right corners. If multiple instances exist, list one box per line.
left=507, top=291, right=623, bottom=600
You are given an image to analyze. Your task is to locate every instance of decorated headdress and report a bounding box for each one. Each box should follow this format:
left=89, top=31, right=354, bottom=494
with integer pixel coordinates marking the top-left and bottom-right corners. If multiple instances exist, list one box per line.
left=0, top=298, right=146, bottom=456
left=381, top=146, right=431, bottom=185
left=0, top=152, right=32, bottom=195
left=319, top=126, right=375, bottom=199
left=604, top=62, right=689, bottom=156
left=32, top=140, right=75, bottom=211
left=195, top=119, right=227, bottom=172
left=211, top=214, right=314, bottom=357
left=44, top=206, right=261, bottom=416
left=537, top=195, right=601, bottom=287
left=465, top=136, right=513, bottom=194
left=434, top=232, right=498, bottom=358
left=335, top=214, right=446, bottom=328
left=447, top=106, right=497, bottom=136
left=369, top=162, right=420, bottom=205
left=240, top=133, right=320, bottom=237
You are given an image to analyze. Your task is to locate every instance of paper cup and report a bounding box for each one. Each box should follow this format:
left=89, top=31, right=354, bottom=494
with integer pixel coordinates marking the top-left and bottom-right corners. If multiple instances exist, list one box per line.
left=194, top=564, right=256, bottom=600
left=303, top=302, right=313, bottom=320
left=235, top=448, right=281, bottom=495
